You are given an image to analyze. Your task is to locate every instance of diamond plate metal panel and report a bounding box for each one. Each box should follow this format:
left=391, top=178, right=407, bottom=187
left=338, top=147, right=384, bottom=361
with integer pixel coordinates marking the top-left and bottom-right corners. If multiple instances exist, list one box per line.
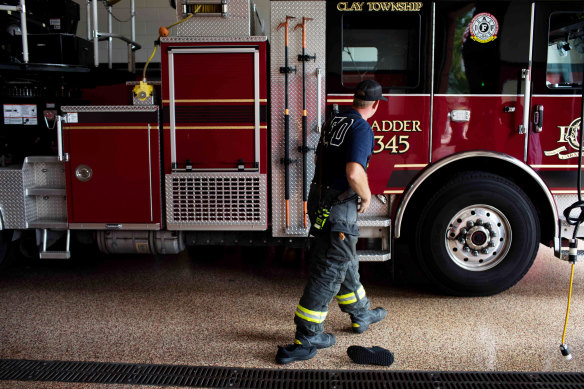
left=22, top=162, right=37, bottom=224
left=0, top=167, right=26, bottom=229
left=367, top=195, right=390, bottom=216
left=30, top=162, right=66, bottom=188
left=161, top=36, right=267, bottom=43
left=132, top=96, right=155, bottom=106
left=271, top=1, right=326, bottom=237
left=165, top=173, right=267, bottom=230
left=62, top=106, right=158, bottom=113
left=555, top=194, right=584, bottom=238
left=22, top=158, right=67, bottom=227
left=176, top=0, right=252, bottom=37
left=33, top=196, right=67, bottom=221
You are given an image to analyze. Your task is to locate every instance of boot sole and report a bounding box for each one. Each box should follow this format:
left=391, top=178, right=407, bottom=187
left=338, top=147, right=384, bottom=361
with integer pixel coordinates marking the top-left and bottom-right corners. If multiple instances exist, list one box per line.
left=347, top=346, right=394, bottom=366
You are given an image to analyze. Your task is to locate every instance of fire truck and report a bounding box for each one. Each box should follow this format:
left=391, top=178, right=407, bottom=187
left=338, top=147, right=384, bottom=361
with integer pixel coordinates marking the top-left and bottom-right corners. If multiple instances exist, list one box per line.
left=0, top=0, right=583, bottom=296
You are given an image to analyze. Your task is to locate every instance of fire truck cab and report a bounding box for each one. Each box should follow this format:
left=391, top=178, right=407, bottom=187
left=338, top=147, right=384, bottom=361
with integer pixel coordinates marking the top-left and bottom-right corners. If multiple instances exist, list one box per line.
left=1, top=0, right=583, bottom=296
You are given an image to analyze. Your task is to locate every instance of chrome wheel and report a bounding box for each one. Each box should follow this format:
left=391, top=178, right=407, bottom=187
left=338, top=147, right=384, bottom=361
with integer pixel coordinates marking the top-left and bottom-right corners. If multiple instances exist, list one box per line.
left=445, top=204, right=511, bottom=272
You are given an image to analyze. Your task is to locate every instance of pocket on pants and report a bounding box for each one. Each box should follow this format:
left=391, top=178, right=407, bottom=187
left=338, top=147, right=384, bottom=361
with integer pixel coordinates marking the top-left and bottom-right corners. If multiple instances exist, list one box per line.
left=329, top=201, right=359, bottom=236
left=326, top=229, right=357, bottom=262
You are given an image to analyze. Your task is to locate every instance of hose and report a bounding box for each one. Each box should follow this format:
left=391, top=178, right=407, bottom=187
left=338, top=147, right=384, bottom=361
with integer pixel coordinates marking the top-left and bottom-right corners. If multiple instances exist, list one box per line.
left=142, top=13, right=193, bottom=81
left=558, top=68, right=584, bottom=360
left=562, top=263, right=575, bottom=346
left=142, top=46, right=158, bottom=82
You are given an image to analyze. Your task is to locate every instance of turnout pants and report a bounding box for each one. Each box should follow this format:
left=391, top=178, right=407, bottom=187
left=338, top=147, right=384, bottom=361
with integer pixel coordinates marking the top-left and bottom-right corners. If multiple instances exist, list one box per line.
left=294, top=199, right=370, bottom=336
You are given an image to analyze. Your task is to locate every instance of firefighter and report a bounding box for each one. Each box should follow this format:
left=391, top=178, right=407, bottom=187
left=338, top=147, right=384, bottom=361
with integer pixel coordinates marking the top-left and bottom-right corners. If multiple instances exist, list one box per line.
left=277, top=80, right=387, bottom=364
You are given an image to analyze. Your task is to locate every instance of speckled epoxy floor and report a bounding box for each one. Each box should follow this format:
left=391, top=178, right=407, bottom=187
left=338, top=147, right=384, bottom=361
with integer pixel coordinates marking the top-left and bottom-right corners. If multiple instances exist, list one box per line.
left=0, top=243, right=582, bottom=388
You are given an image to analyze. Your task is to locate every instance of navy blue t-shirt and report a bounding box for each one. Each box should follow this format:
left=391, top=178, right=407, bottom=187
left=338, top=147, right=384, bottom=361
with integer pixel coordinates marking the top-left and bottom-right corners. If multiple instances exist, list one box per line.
left=315, top=109, right=374, bottom=191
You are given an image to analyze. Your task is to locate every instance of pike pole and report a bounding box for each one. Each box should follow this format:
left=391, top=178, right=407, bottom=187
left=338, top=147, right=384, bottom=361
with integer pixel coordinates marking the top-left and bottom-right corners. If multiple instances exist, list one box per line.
left=277, top=16, right=296, bottom=229
left=295, top=17, right=316, bottom=229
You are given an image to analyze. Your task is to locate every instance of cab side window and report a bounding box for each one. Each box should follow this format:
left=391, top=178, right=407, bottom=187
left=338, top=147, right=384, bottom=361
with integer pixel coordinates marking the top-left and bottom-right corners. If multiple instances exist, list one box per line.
left=435, top=2, right=531, bottom=94
left=341, top=12, right=420, bottom=88
left=546, top=12, right=584, bottom=89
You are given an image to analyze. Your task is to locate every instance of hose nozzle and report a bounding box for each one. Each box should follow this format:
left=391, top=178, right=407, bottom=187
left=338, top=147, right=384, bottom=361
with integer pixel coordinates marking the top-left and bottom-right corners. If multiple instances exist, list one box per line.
left=560, top=344, right=573, bottom=360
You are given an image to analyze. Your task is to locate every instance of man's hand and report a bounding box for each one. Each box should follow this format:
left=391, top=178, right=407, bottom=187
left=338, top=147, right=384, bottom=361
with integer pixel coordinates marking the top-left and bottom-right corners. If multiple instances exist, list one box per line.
left=358, top=195, right=371, bottom=213
left=346, top=162, right=371, bottom=214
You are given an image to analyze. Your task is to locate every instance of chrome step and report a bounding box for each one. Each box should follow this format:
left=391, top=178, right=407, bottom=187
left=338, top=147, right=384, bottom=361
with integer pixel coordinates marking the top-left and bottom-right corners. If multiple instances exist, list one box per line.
left=39, top=229, right=71, bottom=260
left=25, top=187, right=66, bottom=196
left=357, top=217, right=391, bottom=227
left=357, top=250, right=390, bottom=262
left=24, top=156, right=60, bottom=164
left=39, top=251, right=71, bottom=260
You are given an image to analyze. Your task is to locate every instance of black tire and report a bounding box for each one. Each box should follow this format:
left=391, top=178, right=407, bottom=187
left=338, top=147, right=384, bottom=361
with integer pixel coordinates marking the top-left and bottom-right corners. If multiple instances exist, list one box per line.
left=412, top=171, right=540, bottom=296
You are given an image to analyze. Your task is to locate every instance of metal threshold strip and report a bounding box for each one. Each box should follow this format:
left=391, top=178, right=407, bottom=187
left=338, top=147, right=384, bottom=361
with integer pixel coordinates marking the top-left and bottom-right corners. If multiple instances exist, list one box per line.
left=1, top=359, right=584, bottom=388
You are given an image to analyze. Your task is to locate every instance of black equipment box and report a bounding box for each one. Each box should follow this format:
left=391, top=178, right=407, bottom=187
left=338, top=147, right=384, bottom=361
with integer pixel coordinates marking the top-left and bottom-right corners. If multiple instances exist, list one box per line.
left=24, top=34, right=94, bottom=66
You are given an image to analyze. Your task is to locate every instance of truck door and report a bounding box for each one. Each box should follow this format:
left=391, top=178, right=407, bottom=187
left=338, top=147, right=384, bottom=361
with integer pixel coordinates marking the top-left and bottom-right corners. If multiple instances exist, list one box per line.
left=432, top=1, right=533, bottom=162
left=529, top=3, right=583, bottom=211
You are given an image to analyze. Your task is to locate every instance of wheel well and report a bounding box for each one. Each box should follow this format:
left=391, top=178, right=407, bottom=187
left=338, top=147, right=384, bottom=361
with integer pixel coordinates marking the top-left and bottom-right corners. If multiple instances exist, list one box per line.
left=398, top=156, right=555, bottom=247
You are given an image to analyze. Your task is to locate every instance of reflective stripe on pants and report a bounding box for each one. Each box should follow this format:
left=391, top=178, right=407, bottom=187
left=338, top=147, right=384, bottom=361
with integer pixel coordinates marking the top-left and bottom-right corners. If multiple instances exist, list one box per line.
left=336, top=285, right=366, bottom=305
left=295, top=304, right=328, bottom=323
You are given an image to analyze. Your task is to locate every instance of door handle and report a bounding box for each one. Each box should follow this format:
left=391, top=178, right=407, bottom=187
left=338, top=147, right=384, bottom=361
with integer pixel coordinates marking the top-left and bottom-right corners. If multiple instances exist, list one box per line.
left=56, top=115, right=70, bottom=162
left=533, top=105, right=544, bottom=133
left=518, top=68, right=532, bottom=135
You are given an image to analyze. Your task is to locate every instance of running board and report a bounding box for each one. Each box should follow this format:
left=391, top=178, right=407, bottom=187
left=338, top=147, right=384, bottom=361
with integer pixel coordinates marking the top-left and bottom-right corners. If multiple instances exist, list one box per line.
left=357, top=217, right=391, bottom=227
left=39, top=251, right=71, bottom=260
left=357, top=250, right=390, bottom=262
left=39, top=229, right=71, bottom=260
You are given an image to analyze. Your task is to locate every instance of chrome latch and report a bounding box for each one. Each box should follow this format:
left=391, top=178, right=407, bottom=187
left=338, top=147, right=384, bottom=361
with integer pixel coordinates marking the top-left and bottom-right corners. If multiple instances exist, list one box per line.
left=449, top=110, right=470, bottom=122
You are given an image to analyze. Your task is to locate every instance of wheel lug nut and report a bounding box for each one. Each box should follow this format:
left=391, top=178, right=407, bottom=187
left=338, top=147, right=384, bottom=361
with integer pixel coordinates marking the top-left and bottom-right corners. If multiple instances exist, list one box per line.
left=485, top=223, right=491, bottom=229
left=467, top=221, right=474, bottom=228
left=489, top=240, right=496, bottom=247
left=460, top=228, right=468, bottom=235
left=476, top=219, right=483, bottom=226
left=491, top=231, right=497, bottom=237
left=472, top=250, right=479, bottom=256
left=463, top=246, right=470, bottom=253
left=481, top=248, right=489, bottom=254
left=459, top=236, right=466, bottom=244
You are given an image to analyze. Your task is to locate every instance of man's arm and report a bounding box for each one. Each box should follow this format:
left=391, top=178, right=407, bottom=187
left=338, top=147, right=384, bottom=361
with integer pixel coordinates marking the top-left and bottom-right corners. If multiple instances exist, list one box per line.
left=346, top=162, right=371, bottom=213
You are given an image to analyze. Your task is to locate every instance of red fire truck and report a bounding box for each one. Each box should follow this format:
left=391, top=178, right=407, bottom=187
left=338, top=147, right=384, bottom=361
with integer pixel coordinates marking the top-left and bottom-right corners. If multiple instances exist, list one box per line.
left=1, top=0, right=583, bottom=296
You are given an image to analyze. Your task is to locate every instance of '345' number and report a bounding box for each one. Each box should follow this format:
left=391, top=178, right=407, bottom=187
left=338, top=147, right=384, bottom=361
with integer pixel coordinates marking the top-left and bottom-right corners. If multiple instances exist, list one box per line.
left=373, top=135, right=410, bottom=154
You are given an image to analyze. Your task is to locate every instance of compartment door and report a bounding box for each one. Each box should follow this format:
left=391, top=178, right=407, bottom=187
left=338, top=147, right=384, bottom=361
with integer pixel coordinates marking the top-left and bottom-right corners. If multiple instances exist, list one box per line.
left=64, top=108, right=161, bottom=228
left=169, top=47, right=260, bottom=171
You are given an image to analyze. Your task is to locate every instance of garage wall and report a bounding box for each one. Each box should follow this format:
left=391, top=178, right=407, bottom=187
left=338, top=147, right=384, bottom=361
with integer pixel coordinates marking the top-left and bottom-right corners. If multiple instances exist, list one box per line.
left=71, top=0, right=271, bottom=65
left=72, top=0, right=175, bottom=64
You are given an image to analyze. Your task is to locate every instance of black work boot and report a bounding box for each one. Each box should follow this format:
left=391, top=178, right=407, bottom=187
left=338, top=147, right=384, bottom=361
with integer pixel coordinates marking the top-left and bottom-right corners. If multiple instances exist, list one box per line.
left=350, top=307, right=387, bottom=334
left=294, top=332, right=336, bottom=349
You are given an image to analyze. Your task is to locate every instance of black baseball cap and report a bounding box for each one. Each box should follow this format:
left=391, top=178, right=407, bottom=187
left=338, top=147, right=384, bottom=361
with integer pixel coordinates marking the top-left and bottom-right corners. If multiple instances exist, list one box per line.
left=354, top=80, right=388, bottom=101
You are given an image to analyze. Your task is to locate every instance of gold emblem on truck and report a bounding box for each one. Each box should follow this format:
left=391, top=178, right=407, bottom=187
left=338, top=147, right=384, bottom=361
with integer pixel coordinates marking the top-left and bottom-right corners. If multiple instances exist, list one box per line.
left=544, top=117, right=582, bottom=160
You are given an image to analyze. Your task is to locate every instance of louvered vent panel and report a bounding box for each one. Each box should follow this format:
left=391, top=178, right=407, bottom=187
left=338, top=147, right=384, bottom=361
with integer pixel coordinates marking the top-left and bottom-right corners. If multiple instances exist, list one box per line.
left=166, top=173, right=267, bottom=230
